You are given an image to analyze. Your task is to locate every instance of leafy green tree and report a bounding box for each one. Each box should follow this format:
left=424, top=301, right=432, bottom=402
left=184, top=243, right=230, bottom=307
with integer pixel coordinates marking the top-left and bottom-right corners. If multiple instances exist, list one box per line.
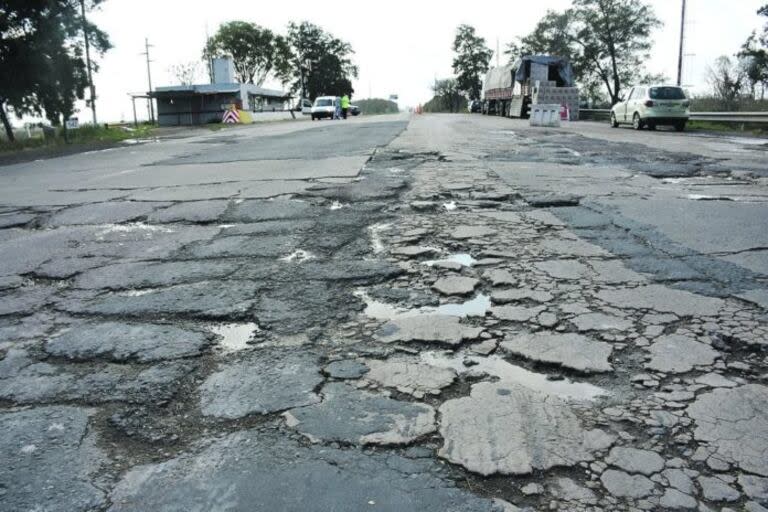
left=738, top=6, right=768, bottom=100
left=278, top=21, right=357, bottom=100
left=570, top=0, right=660, bottom=105
left=204, top=21, right=284, bottom=85
left=520, top=11, right=575, bottom=62
left=0, top=0, right=111, bottom=141
left=506, top=0, right=660, bottom=105
left=424, top=78, right=465, bottom=113
left=452, top=25, right=492, bottom=100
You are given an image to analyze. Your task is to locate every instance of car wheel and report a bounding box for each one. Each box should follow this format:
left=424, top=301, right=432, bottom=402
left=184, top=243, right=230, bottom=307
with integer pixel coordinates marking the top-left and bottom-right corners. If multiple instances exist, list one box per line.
left=633, top=113, right=644, bottom=130
left=610, top=112, right=619, bottom=128
left=675, top=121, right=686, bottom=132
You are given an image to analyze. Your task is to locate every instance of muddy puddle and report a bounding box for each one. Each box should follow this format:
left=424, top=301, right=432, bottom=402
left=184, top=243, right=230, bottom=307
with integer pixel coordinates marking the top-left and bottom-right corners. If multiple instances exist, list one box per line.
left=356, top=290, right=490, bottom=320
left=421, top=351, right=608, bottom=401
left=207, top=322, right=260, bottom=352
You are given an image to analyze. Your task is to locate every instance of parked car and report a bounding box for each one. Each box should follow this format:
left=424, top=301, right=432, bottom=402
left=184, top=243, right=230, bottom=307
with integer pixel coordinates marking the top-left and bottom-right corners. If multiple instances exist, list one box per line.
left=311, top=96, right=339, bottom=120
left=349, top=105, right=361, bottom=116
left=296, top=98, right=312, bottom=115
left=610, top=85, right=690, bottom=131
left=468, top=100, right=483, bottom=113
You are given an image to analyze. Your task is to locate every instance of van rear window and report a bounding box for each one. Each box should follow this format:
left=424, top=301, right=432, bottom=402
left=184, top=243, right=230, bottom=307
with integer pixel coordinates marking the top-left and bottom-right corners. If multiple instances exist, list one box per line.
left=650, top=87, right=686, bottom=100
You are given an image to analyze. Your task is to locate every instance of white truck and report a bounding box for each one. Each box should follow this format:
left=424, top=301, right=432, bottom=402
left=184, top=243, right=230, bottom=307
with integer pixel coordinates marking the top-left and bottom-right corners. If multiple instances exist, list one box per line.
left=482, top=56, right=580, bottom=120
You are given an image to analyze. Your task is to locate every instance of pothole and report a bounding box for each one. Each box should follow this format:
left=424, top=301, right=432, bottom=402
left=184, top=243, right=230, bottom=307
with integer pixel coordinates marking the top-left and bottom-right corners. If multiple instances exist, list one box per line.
left=421, top=351, right=608, bottom=401
left=423, top=253, right=477, bottom=267
left=355, top=290, right=491, bottom=320
left=329, top=201, right=348, bottom=210
left=207, top=322, right=260, bottom=352
left=685, top=194, right=766, bottom=202
left=121, top=288, right=160, bottom=297
left=368, top=223, right=392, bottom=254
left=96, top=223, right=174, bottom=236
left=279, top=250, right=316, bottom=263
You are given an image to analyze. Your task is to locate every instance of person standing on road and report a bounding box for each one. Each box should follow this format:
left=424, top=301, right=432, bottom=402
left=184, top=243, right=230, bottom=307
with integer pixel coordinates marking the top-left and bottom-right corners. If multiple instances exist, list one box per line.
left=334, top=97, right=341, bottom=120
left=341, top=94, right=350, bottom=120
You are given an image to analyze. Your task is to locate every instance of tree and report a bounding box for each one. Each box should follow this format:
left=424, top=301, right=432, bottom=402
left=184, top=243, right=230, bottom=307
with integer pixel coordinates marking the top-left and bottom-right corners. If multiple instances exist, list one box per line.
left=424, top=78, right=465, bottom=113
left=569, top=0, right=661, bottom=105
left=278, top=21, right=357, bottom=100
left=203, top=21, right=282, bottom=85
left=508, top=0, right=660, bottom=105
left=738, top=6, right=768, bottom=99
left=452, top=24, right=492, bottom=100
left=519, top=10, right=575, bottom=62
left=0, top=0, right=111, bottom=141
left=708, top=56, right=747, bottom=108
left=169, top=61, right=201, bottom=86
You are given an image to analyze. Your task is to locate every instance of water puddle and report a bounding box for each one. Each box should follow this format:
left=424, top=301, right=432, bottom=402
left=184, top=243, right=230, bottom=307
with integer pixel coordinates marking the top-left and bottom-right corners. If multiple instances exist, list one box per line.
left=421, top=351, right=608, bottom=401
left=208, top=322, right=260, bottom=352
left=355, top=290, right=490, bottom=320
left=329, top=201, right=347, bottom=210
left=432, top=294, right=491, bottom=317
left=368, top=223, right=392, bottom=254
left=443, top=201, right=458, bottom=211
left=121, top=288, right=159, bottom=297
left=280, top=249, right=316, bottom=263
left=389, top=167, right=405, bottom=174
left=685, top=194, right=767, bottom=202
left=96, top=223, right=174, bottom=236
left=423, top=253, right=477, bottom=267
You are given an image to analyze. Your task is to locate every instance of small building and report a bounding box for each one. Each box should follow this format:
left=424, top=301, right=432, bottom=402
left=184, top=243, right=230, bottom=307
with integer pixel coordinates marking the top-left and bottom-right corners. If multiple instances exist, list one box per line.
left=151, top=58, right=292, bottom=126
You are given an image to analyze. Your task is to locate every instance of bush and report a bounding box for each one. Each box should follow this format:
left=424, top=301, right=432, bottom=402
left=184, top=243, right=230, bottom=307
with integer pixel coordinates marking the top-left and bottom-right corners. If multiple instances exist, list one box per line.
left=423, top=95, right=467, bottom=113
left=353, top=98, right=398, bottom=115
left=689, top=95, right=768, bottom=112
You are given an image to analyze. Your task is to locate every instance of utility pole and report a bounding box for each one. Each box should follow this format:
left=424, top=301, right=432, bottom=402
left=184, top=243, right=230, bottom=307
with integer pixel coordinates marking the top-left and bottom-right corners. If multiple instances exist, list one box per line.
left=141, top=38, right=155, bottom=124
left=676, top=0, right=687, bottom=86
left=496, top=37, right=500, bottom=67
left=80, top=0, right=97, bottom=125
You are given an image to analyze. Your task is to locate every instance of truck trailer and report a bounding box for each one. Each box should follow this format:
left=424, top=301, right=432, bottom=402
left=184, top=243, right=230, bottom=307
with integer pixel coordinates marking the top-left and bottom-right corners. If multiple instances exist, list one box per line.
left=482, top=55, right=580, bottom=120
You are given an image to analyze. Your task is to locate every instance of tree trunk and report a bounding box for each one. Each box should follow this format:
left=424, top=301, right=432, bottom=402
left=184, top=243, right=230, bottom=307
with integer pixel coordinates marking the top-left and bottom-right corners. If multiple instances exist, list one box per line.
left=0, top=101, right=15, bottom=142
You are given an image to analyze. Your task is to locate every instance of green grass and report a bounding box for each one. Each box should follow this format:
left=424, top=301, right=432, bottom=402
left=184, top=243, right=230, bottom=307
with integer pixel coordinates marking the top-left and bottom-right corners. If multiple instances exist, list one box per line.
left=686, top=120, right=768, bottom=136
left=0, top=123, right=156, bottom=154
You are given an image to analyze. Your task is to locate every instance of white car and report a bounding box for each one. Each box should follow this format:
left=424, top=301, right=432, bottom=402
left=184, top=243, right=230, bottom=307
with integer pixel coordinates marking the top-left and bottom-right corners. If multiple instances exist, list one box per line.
left=610, top=85, right=690, bottom=131
left=311, top=96, right=339, bottom=120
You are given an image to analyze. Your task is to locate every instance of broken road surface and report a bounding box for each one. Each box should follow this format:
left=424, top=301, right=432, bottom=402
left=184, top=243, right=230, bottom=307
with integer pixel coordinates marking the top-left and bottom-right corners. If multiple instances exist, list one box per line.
left=1, top=114, right=768, bottom=511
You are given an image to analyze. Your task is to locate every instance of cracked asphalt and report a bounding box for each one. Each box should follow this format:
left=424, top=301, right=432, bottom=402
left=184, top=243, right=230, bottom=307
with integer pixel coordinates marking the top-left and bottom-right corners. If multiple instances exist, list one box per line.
left=1, top=113, right=768, bottom=512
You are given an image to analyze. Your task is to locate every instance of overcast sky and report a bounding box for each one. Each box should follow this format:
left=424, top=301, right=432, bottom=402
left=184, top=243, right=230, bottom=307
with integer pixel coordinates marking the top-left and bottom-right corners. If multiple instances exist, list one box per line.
left=79, top=0, right=766, bottom=122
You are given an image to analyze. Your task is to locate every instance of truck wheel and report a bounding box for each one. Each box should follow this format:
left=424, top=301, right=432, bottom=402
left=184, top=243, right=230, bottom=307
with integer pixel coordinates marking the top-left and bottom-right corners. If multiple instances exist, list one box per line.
left=610, top=112, right=619, bottom=128
left=633, top=113, right=644, bottom=131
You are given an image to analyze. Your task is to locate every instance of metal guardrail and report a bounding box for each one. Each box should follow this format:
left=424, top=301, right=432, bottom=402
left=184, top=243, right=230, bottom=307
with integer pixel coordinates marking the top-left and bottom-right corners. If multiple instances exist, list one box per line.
left=580, top=109, right=768, bottom=124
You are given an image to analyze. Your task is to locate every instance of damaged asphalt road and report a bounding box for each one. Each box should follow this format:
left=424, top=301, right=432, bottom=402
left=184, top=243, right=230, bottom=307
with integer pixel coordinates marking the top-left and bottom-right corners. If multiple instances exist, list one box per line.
left=1, top=113, right=768, bottom=511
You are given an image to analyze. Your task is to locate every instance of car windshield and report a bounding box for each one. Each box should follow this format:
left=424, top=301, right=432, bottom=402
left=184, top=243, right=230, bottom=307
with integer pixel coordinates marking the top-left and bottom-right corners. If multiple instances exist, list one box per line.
left=315, top=99, right=333, bottom=107
left=649, top=87, right=686, bottom=100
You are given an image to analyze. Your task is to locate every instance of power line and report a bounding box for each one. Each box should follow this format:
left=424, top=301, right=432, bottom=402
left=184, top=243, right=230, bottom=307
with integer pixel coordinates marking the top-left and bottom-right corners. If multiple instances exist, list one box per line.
left=141, top=38, right=155, bottom=124
left=80, top=0, right=97, bottom=124
left=677, top=0, right=687, bottom=86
